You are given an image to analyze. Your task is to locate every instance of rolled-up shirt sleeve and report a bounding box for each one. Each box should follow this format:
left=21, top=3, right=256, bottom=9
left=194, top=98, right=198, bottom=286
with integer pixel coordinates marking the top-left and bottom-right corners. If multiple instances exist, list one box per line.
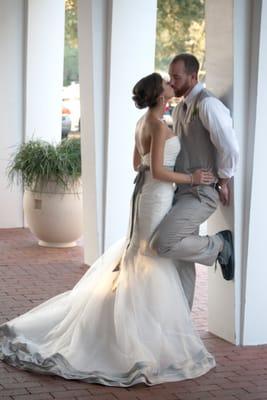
left=199, top=97, right=239, bottom=179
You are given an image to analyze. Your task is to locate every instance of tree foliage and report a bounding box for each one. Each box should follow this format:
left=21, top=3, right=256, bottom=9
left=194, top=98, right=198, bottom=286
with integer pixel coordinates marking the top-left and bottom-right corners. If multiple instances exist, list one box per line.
left=64, top=0, right=78, bottom=85
left=63, top=0, right=206, bottom=85
left=155, top=0, right=205, bottom=77
left=63, top=47, right=79, bottom=86
left=65, top=0, right=78, bottom=49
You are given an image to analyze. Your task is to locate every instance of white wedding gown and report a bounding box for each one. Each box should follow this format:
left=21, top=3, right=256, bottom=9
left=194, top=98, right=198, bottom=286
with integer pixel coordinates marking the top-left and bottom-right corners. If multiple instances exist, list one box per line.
left=0, top=136, right=215, bottom=386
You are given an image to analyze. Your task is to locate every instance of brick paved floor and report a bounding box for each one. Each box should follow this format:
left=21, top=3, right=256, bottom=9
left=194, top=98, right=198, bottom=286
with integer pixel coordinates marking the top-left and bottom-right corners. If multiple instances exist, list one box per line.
left=0, top=228, right=267, bottom=400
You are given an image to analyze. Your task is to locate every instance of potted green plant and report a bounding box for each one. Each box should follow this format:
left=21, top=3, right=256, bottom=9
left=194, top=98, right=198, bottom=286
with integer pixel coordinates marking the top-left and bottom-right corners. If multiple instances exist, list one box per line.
left=8, top=138, right=83, bottom=247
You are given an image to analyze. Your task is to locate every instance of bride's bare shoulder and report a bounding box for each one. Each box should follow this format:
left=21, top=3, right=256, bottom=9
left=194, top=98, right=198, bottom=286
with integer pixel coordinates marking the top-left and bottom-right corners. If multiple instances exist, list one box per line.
left=135, top=114, right=166, bottom=142
left=144, top=115, right=164, bottom=130
left=148, top=119, right=168, bottom=140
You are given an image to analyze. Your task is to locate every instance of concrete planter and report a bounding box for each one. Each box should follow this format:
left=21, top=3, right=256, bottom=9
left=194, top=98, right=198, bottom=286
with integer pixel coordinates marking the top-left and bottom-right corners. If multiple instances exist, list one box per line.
left=23, top=181, right=83, bottom=248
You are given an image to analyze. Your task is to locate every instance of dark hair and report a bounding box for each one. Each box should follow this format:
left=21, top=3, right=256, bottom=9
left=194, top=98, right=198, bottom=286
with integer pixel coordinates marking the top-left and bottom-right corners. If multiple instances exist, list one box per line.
left=170, top=53, right=199, bottom=75
left=132, top=72, right=164, bottom=109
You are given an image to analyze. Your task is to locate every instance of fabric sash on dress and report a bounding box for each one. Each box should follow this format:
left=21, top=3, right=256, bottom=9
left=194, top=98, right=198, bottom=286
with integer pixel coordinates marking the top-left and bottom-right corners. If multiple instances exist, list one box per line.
left=112, top=165, right=149, bottom=273
left=127, top=165, right=150, bottom=249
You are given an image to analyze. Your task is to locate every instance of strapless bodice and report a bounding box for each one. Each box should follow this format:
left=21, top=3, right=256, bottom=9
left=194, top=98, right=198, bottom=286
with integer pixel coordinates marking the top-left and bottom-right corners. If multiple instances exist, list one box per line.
left=141, top=136, right=180, bottom=167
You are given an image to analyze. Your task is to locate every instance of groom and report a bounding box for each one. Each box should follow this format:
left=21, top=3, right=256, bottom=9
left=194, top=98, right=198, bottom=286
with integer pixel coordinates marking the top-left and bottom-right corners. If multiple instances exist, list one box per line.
left=150, top=53, right=239, bottom=309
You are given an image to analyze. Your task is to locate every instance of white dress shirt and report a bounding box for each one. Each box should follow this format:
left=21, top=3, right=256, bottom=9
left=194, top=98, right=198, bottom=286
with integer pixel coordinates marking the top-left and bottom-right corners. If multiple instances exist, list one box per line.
left=174, top=82, right=239, bottom=179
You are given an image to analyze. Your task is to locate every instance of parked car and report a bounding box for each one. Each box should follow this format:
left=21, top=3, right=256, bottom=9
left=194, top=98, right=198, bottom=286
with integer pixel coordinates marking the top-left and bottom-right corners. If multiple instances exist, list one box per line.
left=62, top=106, right=72, bottom=139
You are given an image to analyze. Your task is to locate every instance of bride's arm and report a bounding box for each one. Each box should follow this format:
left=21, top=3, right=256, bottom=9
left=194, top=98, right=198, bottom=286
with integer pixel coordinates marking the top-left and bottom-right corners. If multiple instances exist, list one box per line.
left=150, top=123, right=214, bottom=185
left=133, top=145, right=141, bottom=171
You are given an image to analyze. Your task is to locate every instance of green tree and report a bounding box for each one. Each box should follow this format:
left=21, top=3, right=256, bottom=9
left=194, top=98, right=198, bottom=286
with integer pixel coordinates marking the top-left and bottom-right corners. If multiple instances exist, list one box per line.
left=64, top=0, right=79, bottom=86
left=65, top=0, right=78, bottom=49
left=155, top=0, right=205, bottom=78
left=63, top=0, right=205, bottom=85
left=63, top=47, right=79, bottom=86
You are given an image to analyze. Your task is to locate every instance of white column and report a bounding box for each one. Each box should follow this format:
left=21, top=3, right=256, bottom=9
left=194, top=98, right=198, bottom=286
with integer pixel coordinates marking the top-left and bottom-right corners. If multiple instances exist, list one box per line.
left=78, top=0, right=104, bottom=263
left=0, top=0, right=25, bottom=228
left=231, top=0, right=254, bottom=345
left=241, top=0, right=267, bottom=345
left=25, top=0, right=65, bottom=142
left=104, top=0, right=157, bottom=249
left=78, top=0, right=157, bottom=264
left=206, top=0, right=267, bottom=345
left=205, top=0, right=235, bottom=344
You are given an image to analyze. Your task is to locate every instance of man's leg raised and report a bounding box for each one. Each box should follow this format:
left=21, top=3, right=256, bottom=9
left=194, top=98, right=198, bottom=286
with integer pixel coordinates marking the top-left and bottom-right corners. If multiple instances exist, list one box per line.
left=150, top=187, right=222, bottom=266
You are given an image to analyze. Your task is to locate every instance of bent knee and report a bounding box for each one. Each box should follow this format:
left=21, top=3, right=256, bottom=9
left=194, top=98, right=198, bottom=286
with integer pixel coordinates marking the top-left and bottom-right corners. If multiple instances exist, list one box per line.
left=156, top=235, right=191, bottom=258
left=150, top=234, right=183, bottom=257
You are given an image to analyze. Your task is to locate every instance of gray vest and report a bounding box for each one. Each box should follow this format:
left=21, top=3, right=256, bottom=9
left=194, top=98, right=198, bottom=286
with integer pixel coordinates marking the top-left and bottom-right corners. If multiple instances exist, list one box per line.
left=174, top=89, right=218, bottom=176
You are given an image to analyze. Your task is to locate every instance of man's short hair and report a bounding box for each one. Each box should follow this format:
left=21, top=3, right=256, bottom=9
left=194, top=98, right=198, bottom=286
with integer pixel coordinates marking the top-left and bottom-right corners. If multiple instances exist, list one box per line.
left=170, top=53, right=199, bottom=75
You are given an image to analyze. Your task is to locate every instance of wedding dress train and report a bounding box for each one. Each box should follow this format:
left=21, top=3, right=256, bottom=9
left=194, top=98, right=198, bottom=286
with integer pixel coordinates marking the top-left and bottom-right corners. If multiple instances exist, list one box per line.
left=0, top=136, right=215, bottom=386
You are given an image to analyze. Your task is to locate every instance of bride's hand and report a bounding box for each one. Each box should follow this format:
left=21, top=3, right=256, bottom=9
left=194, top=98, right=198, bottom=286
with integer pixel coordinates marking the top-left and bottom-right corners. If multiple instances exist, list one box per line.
left=192, top=169, right=215, bottom=185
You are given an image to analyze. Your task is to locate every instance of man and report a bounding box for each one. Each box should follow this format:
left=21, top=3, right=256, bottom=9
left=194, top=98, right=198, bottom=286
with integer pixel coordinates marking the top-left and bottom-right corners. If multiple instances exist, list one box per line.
left=150, top=53, right=239, bottom=309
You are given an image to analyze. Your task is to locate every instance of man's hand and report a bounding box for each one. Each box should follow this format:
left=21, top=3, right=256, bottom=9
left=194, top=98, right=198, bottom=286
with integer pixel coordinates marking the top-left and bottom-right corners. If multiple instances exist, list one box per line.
left=192, top=169, right=216, bottom=185
left=217, top=182, right=230, bottom=206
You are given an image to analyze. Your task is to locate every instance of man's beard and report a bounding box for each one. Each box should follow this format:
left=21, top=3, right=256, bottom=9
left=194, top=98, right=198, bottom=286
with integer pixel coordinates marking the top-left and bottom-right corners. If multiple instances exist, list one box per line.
left=174, top=83, right=191, bottom=98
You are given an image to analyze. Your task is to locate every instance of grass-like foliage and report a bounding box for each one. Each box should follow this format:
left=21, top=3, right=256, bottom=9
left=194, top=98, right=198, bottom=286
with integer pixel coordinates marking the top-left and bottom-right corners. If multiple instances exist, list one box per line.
left=8, top=138, right=81, bottom=191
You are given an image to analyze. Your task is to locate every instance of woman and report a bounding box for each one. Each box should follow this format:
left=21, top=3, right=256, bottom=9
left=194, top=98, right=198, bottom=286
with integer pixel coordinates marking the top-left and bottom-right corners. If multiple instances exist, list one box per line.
left=0, top=73, right=215, bottom=386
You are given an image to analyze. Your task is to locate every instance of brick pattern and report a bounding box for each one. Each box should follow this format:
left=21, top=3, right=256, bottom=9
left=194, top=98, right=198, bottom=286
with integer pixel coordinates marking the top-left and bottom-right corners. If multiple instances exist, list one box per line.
left=0, top=228, right=267, bottom=400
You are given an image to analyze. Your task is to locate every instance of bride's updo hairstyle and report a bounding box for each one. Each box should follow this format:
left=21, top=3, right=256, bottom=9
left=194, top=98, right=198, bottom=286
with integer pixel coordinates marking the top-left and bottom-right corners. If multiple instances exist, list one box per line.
left=132, top=73, right=163, bottom=109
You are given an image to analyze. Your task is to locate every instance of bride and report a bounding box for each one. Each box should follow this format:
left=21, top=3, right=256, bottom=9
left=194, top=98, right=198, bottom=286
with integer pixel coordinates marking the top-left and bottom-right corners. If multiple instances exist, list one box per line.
left=0, top=72, right=216, bottom=386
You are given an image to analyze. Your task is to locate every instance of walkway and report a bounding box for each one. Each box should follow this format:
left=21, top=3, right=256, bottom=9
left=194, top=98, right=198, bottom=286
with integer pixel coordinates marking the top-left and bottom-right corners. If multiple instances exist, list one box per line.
left=0, top=229, right=266, bottom=400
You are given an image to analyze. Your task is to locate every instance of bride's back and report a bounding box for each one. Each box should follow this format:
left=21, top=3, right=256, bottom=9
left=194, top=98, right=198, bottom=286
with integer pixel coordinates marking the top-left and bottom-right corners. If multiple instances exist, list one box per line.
left=135, top=114, right=163, bottom=156
left=135, top=114, right=175, bottom=158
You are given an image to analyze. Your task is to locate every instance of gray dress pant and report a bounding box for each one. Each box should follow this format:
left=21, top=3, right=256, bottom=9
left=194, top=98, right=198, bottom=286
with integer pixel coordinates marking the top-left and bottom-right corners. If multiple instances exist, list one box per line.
left=150, top=185, right=222, bottom=309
